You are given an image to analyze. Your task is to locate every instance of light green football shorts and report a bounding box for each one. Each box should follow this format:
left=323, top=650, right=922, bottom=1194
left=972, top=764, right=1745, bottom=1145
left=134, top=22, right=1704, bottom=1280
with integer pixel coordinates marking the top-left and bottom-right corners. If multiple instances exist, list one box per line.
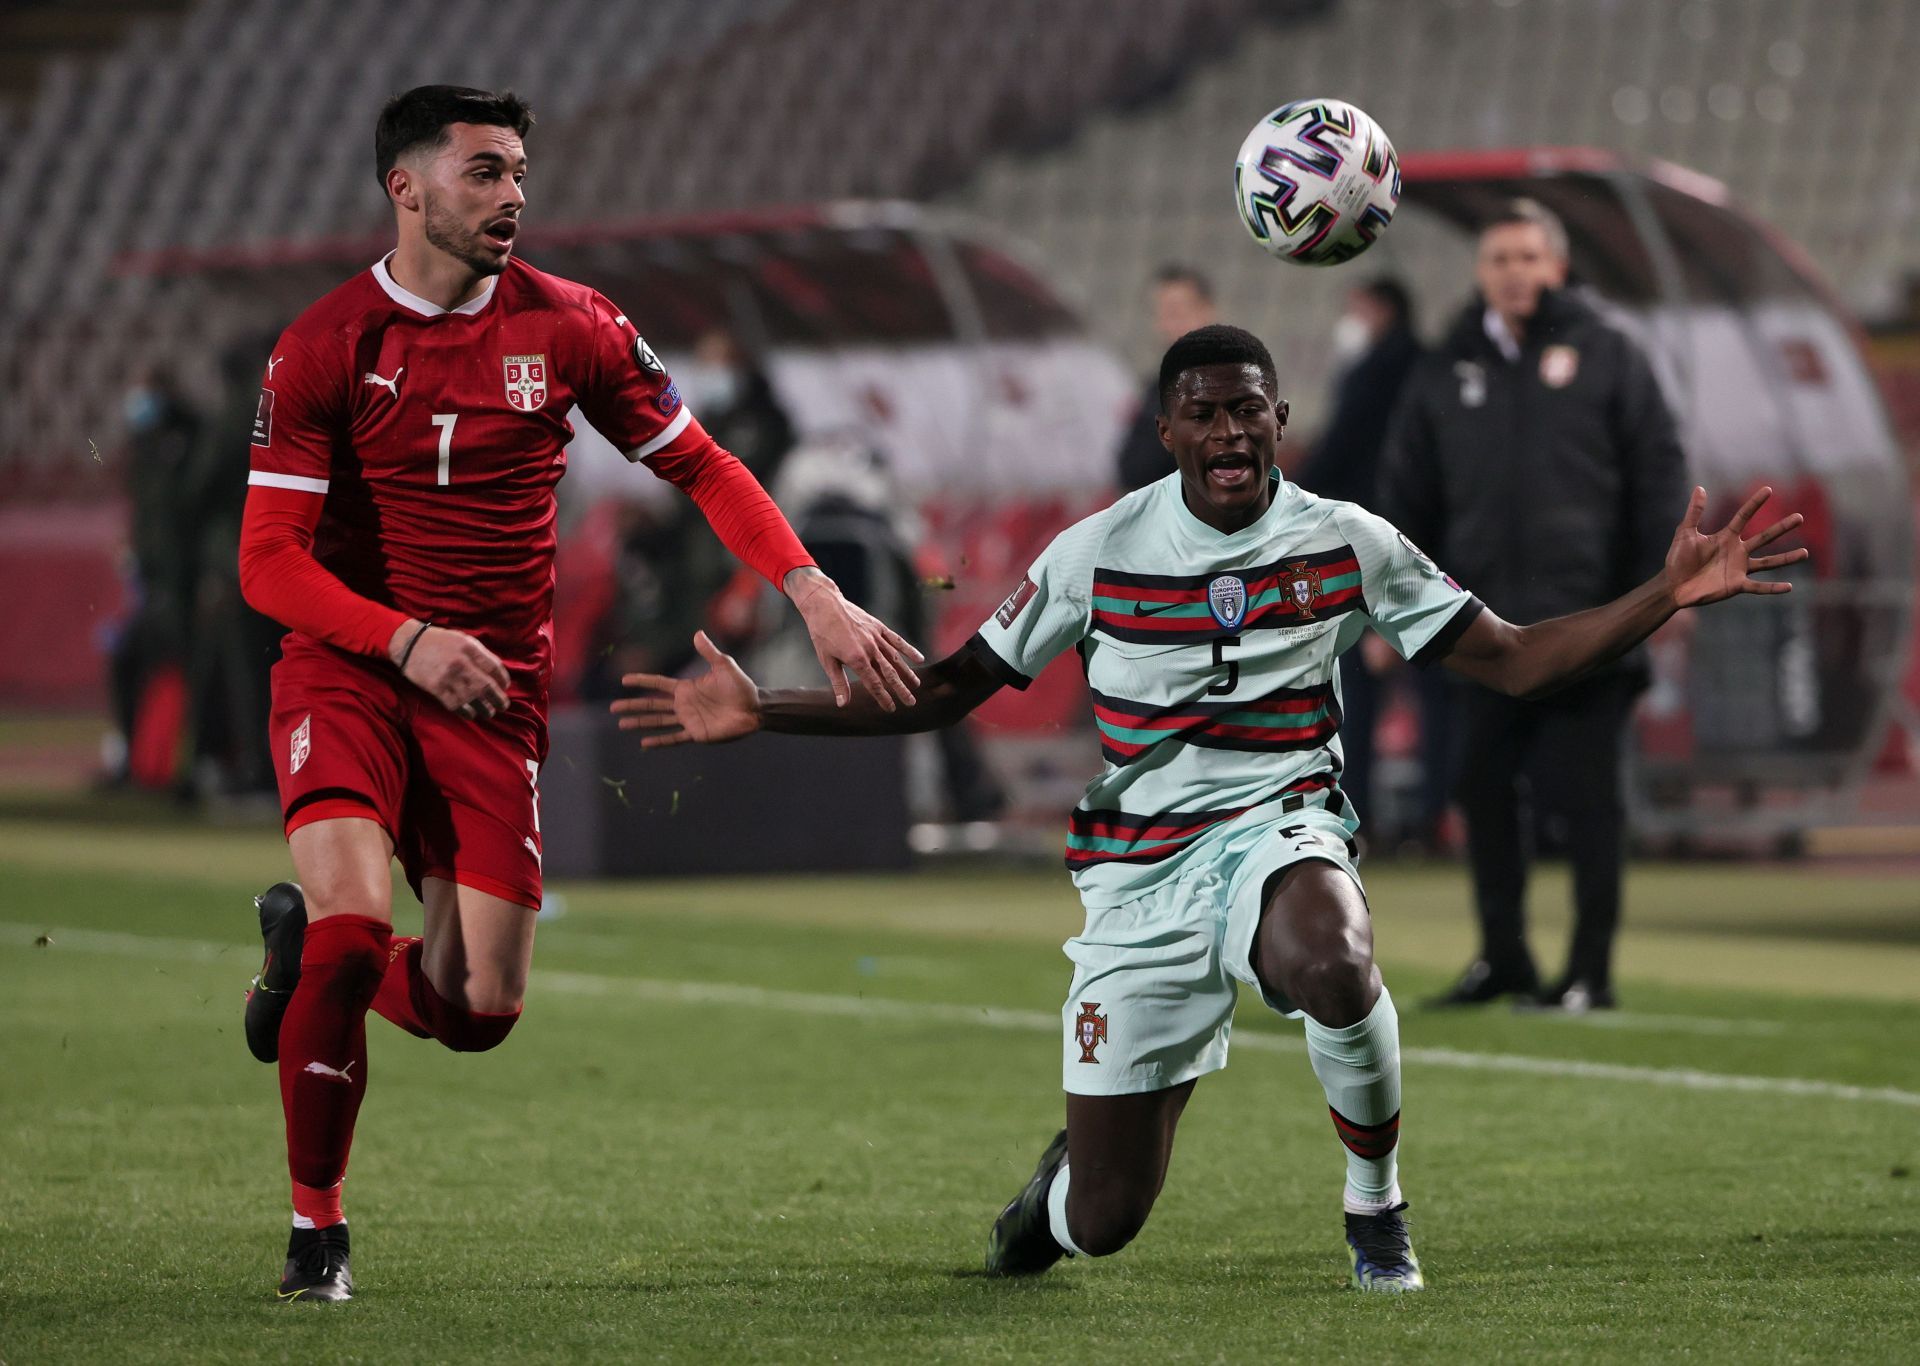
left=1059, top=801, right=1363, bottom=1096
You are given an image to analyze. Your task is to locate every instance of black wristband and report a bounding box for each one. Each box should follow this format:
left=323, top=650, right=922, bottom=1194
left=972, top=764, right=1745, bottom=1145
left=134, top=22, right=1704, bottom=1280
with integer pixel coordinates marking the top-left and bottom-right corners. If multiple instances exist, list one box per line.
left=396, top=620, right=432, bottom=673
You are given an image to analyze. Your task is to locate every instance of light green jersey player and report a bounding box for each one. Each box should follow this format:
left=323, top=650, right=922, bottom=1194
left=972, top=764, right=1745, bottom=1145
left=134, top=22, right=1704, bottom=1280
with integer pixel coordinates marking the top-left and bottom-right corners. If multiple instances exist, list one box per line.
left=966, top=463, right=1478, bottom=1088
left=972, top=468, right=1478, bottom=904
left=615, top=325, right=1809, bottom=1295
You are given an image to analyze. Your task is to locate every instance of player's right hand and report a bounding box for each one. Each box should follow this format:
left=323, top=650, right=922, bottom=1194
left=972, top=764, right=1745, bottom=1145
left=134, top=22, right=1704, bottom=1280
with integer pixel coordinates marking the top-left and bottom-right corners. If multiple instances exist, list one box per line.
left=390, top=621, right=513, bottom=721
left=610, top=631, right=762, bottom=748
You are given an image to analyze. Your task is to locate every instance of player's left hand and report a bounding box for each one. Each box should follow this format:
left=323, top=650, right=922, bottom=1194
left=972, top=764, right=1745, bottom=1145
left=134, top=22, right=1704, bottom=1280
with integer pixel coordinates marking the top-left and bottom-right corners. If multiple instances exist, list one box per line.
left=1664, top=485, right=1809, bottom=609
left=783, top=567, right=924, bottom=710
left=611, top=631, right=761, bottom=747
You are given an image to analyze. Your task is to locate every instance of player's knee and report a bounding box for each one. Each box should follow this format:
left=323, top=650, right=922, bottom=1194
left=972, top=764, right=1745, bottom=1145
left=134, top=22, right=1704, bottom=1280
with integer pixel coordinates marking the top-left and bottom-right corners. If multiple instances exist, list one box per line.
left=1285, top=950, right=1378, bottom=1028
left=303, top=882, right=391, bottom=926
left=457, top=973, right=526, bottom=1019
left=436, top=1003, right=521, bottom=1053
left=1069, top=1183, right=1157, bottom=1257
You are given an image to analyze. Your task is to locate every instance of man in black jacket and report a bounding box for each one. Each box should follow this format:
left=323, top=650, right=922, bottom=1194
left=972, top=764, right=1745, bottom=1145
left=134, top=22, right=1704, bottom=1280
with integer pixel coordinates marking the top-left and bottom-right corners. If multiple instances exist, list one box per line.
left=1114, top=265, right=1218, bottom=491
left=1297, top=278, right=1424, bottom=835
left=1380, top=200, right=1687, bottom=1010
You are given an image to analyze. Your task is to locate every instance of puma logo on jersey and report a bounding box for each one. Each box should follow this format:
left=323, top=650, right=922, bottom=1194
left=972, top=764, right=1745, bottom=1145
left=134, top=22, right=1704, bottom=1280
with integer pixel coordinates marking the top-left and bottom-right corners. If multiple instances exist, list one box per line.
left=363, top=366, right=404, bottom=398
left=303, top=1060, right=355, bottom=1082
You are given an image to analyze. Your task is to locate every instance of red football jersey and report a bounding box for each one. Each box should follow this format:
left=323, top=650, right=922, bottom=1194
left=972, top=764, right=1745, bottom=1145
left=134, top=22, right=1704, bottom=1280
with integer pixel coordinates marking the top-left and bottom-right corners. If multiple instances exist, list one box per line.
left=248, top=255, right=704, bottom=698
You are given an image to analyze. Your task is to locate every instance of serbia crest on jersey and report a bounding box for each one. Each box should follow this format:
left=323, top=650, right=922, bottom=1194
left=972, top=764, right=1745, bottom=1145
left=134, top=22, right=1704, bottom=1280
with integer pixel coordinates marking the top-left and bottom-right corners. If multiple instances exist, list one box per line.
left=503, top=354, right=547, bottom=412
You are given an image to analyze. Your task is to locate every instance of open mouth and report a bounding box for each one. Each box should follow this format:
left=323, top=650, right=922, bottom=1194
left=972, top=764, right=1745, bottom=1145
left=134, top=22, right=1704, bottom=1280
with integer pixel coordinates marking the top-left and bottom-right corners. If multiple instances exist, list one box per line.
left=483, top=218, right=519, bottom=248
left=1204, top=452, right=1257, bottom=492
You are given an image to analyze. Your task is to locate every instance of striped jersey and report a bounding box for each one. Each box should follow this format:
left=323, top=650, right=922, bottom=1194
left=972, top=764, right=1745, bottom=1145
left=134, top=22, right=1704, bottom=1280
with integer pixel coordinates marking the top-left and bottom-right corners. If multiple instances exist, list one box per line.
left=971, top=473, right=1482, bottom=906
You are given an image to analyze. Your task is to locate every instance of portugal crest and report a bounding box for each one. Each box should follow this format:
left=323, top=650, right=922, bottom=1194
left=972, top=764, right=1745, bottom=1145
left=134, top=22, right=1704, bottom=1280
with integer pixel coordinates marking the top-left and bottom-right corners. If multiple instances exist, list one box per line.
left=1284, top=562, right=1324, bottom=618
left=1074, top=1002, right=1108, bottom=1064
left=290, top=714, right=311, bottom=776
left=503, top=354, right=548, bottom=412
left=1207, top=574, right=1248, bottom=630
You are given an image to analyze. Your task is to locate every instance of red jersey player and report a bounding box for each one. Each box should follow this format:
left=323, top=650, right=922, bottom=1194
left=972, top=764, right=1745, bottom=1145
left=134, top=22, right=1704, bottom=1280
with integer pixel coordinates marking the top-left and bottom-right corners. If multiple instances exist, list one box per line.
left=236, top=86, right=922, bottom=1302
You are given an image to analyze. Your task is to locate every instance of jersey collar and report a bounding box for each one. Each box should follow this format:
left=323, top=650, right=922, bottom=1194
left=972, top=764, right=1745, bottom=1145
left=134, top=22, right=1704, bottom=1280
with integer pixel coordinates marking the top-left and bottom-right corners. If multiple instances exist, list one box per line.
left=1164, top=469, right=1293, bottom=553
left=372, top=253, right=498, bottom=317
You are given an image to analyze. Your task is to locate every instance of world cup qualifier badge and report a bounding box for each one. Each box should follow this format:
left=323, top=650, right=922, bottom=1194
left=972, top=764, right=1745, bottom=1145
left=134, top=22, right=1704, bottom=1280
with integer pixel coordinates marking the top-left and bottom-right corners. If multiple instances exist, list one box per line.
left=1283, top=562, right=1324, bottom=618
left=996, top=576, right=1038, bottom=628
left=1207, top=574, right=1247, bottom=629
left=1074, top=1002, right=1107, bottom=1064
left=503, top=354, right=548, bottom=412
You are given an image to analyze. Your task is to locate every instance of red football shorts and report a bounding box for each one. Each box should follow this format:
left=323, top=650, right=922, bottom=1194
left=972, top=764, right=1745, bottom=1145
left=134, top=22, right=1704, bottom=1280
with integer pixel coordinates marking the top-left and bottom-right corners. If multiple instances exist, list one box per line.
left=268, top=636, right=546, bottom=910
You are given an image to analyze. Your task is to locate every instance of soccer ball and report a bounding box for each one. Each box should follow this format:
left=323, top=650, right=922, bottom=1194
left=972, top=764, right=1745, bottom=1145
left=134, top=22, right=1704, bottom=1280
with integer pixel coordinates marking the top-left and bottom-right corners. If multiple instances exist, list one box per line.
left=1233, top=99, right=1401, bottom=266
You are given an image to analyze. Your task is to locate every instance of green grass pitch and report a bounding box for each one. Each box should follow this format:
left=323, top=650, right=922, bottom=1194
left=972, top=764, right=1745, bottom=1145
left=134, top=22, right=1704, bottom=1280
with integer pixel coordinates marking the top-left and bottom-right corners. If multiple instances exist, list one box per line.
left=1, top=817, right=1916, bottom=1363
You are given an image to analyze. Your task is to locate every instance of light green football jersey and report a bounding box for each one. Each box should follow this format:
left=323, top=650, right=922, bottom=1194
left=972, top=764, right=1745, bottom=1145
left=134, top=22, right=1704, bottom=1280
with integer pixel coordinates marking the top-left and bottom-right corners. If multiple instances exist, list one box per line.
left=971, top=473, right=1482, bottom=907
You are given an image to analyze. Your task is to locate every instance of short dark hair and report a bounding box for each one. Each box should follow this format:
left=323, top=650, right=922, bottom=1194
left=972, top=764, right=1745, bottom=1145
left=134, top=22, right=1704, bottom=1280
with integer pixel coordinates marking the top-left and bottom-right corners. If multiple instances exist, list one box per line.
left=1158, top=324, right=1278, bottom=413
left=1482, top=197, right=1568, bottom=260
left=1356, top=275, right=1415, bottom=330
left=375, top=85, right=535, bottom=191
left=1153, top=263, right=1214, bottom=302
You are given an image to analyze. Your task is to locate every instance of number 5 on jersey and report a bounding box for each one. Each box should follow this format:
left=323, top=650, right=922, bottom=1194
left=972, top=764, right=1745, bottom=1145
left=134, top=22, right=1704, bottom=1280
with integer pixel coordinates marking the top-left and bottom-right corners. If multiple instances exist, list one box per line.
left=432, top=413, right=457, bottom=486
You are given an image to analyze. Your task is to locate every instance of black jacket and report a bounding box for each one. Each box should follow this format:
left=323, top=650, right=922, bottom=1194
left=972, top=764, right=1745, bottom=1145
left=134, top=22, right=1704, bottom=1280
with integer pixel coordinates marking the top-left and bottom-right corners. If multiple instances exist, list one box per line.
left=1380, top=289, right=1687, bottom=633
left=1297, top=324, right=1423, bottom=513
left=1114, top=376, right=1172, bottom=492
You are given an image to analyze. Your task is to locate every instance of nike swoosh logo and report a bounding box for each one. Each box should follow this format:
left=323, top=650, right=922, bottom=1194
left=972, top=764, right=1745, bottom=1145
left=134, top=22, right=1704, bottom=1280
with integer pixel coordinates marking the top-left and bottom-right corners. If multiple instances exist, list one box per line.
left=1133, top=600, right=1184, bottom=617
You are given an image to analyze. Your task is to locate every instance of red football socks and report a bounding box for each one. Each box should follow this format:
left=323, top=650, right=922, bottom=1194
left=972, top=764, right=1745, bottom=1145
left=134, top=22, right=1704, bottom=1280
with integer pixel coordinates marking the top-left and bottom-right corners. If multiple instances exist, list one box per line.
left=291, top=1179, right=345, bottom=1229
left=371, top=934, right=522, bottom=1053
left=369, top=935, right=435, bottom=1038
left=278, top=914, right=389, bottom=1203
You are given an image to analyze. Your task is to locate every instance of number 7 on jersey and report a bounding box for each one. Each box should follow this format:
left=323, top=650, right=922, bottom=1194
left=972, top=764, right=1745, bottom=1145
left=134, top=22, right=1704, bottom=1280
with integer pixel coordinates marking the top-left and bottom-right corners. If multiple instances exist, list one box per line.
left=432, top=413, right=457, bottom=486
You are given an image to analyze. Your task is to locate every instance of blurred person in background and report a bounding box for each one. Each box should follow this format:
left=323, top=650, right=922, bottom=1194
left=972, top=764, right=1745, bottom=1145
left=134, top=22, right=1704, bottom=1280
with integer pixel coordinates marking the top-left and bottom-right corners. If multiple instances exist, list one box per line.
left=104, top=367, right=202, bottom=789
left=183, top=331, right=286, bottom=799
left=1382, top=200, right=1688, bottom=1012
left=592, top=325, right=803, bottom=686
left=1296, top=278, right=1424, bottom=840
left=1113, top=265, right=1217, bottom=491
left=680, top=326, right=795, bottom=484
left=746, top=432, right=1006, bottom=822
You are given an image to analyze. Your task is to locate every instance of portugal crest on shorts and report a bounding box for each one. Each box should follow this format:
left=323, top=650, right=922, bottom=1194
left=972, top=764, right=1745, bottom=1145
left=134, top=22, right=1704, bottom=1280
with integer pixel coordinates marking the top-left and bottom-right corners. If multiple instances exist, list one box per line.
left=1075, top=1002, right=1108, bottom=1064
left=503, top=354, right=548, bottom=412
left=290, top=714, right=311, bottom=776
left=1284, top=562, right=1324, bottom=618
left=1207, top=575, right=1248, bottom=630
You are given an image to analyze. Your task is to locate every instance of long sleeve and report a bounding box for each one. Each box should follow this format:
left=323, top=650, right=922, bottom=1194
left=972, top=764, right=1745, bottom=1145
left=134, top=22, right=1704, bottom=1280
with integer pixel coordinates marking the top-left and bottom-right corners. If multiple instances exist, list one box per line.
left=237, top=484, right=410, bottom=656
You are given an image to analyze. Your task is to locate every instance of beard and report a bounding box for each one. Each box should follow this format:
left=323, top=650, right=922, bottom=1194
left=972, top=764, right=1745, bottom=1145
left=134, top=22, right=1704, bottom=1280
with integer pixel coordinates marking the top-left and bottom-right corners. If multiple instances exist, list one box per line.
left=423, top=194, right=506, bottom=276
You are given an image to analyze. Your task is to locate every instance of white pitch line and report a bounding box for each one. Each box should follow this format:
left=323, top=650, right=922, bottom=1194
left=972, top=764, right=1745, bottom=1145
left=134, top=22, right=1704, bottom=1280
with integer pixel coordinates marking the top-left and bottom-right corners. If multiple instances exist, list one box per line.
left=5, top=923, right=1915, bottom=1110
left=1514, top=1009, right=1786, bottom=1038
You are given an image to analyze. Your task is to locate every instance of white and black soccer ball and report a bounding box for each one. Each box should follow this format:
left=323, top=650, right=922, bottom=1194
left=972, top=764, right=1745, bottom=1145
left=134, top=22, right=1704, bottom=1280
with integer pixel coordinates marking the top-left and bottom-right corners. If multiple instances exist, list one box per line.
left=1233, top=99, right=1401, bottom=267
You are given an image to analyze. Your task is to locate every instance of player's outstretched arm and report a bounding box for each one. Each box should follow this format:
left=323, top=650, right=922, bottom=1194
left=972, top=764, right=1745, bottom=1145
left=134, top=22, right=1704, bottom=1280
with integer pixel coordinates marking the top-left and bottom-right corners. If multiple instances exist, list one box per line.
left=781, top=566, right=926, bottom=712
left=611, top=631, right=1002, bottom=747
left=1437, top=485, right=1808, bottom=700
